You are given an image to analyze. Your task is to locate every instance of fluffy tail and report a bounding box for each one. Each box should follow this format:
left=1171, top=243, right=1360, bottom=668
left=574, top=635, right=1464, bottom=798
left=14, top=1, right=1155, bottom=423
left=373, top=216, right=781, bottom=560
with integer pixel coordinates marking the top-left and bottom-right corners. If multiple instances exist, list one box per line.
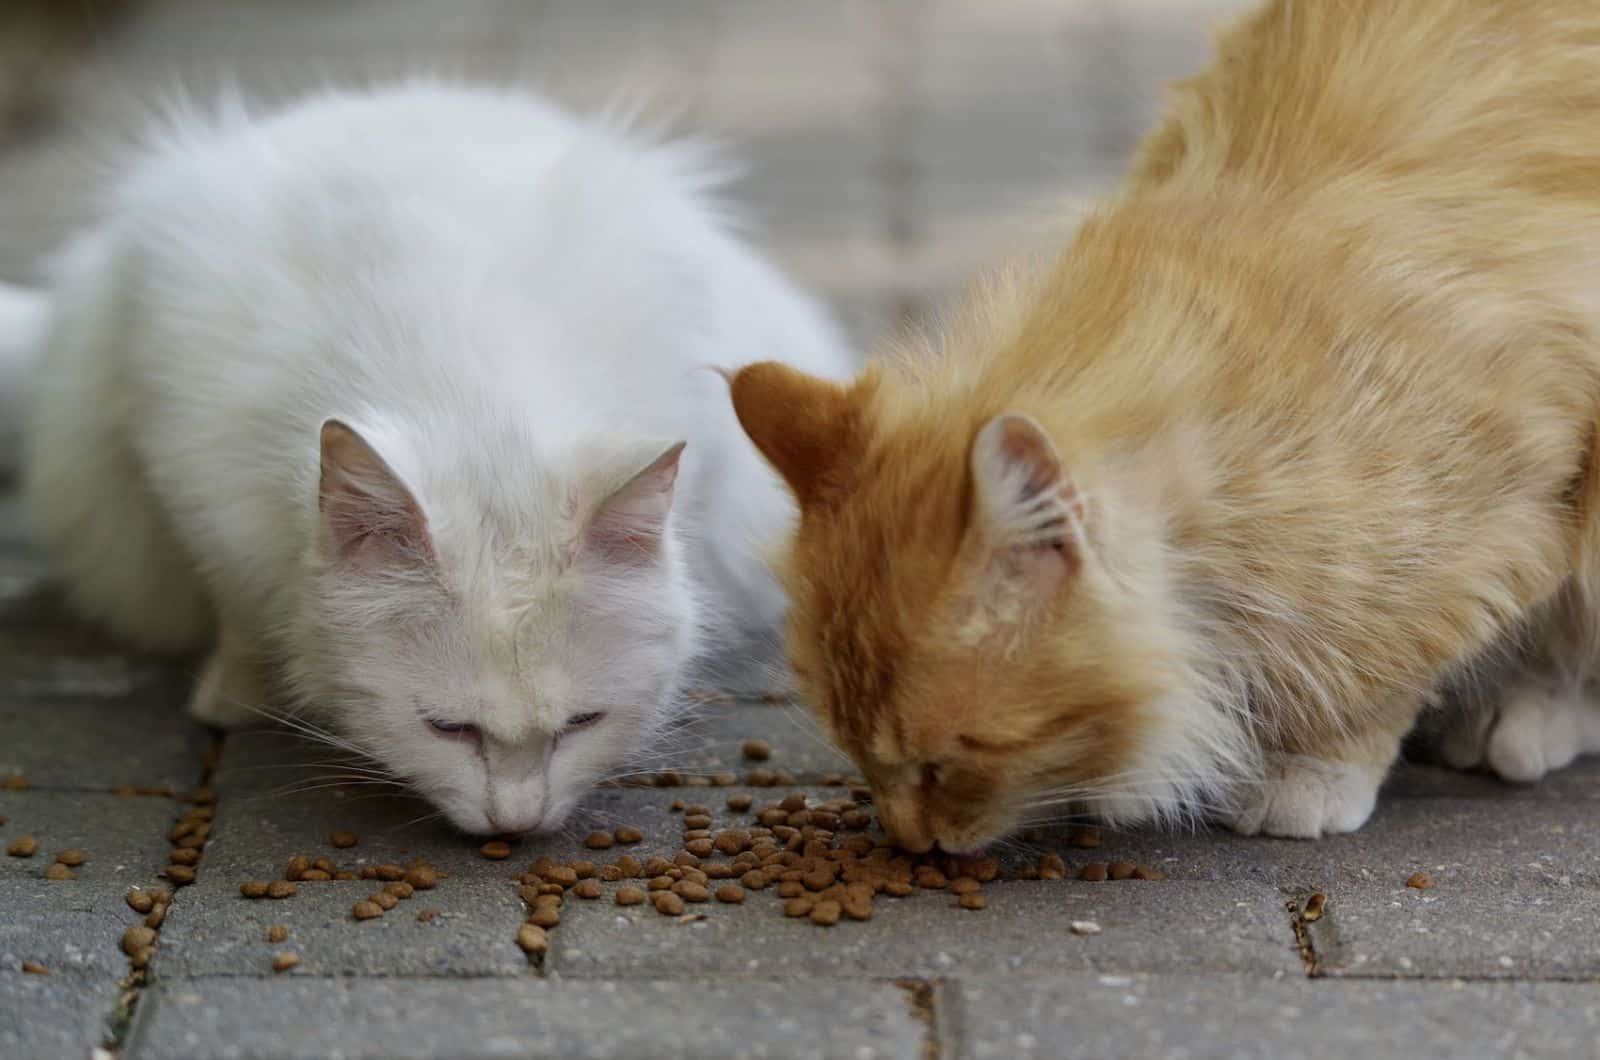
left=0, top=280, right=49, bottom=481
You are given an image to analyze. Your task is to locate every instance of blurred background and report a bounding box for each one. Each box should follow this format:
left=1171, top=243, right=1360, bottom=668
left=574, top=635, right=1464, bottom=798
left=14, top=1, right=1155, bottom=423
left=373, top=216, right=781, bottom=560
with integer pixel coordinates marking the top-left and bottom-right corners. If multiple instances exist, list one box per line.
left=0, top=0, right=1249, bottom=349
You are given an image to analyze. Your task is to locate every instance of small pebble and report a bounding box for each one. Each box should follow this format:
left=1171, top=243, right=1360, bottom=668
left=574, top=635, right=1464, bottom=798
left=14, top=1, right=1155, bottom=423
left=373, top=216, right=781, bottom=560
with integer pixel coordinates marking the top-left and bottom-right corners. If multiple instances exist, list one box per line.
left=1070, top=920, right=1102, bottom=936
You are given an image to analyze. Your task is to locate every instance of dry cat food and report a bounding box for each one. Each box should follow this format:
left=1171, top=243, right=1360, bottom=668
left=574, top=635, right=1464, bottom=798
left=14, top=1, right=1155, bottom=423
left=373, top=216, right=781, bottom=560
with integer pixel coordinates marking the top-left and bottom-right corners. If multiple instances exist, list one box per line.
left=266, top=880, right=296, bottom=899
left=54, top=849, right=87, bottom=867
left=271, top=952, right=300, bottom=973
left=1406, top=872, right=1435, bottom=890
left=1109, top=862, right=1137, bottom=881
left=516, top=924, right=549, bottom=955
left=1303, top=893, right=1327, bottom=921
left=239, top=882, right=271, bottom=899
left=1080, top=862, right=1109, bottom=882
left=21, top=961, right=48, bottom=975
left=480, top=840, right=513, bottom=860
left=266, top=924, right=290, bottom=943
left=613, top=826, right=644, bottom=844
left=371, top=891, right=400, bottom=911
left=6, top=835, right=38, bottom=858
left=615, top=886, right=646, bottom=906
left=652, top=892, right=686, bottom=916
left=572, top=879, right=603, bottom=900
left=330, top=831, right=358, bottom=848
left=958, top=893, right=988, bottom=911
left=584, top=831, right=614, bottom=850
left=164, top=865, right=196, bottom=885
left=416, top=909, right=441, bottom=923
left=741, top=739, right=772, bottom=761
left=126, top=889, right=156, bottom=914
left=1, top=773, right=28, bottom=790
left=45, top=863, right=74, bottom=881
left=352, top=900, right=384, bottom=921
left=122, top=925, right=157, bottom=957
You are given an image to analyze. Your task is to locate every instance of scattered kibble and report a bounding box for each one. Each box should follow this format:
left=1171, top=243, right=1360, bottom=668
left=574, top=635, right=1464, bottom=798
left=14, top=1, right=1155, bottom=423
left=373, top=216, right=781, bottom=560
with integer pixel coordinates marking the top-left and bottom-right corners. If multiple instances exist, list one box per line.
left=1080, top=863, right=1109, bottom=882
left=480, top=841, right=512, bottom=860
left=54, top=849, right=87, bottom=867
left=330, top=831, right=358, bottom=849
left=529, top=907, right=561, bottom=929
left=352, top=900, right=384, bottom=920
left=271, top=952, right=300, bottom=973
left=7, top=836, right=38, bottom=858
left=1, top=774, right=28, bottom=790
left=266, top=924, right=289, bottom=943
left=1132, top=864, right=1165, bottom=881
left=652, top=892, right=686, bottom=916
left=584, top=831, right=614, bottom=850
left=614, top=826, right=644, bottom=844
left=417, top=909, right=441, bottom=923
left=809, top=899, right=842, bottom=926
left=741, top=739, right=772, bottom=761
left=121, top=925, right=157, bottom=957
left=126, top=889, right=155, bottom=914
left=616, top=886, right=647, bottom=906
left=726, top=794, right=754, bottom=813
left=1108, top=862, right=1137, bottom=881
left=165, top=865, right=197, bottom=885
left=44, top=863, right=75, bottom=881
left=265, top=880, right=295, bottom=899
left=240, top=882, right=270, bottom=899
left=516, top=924, right=549, bottom=955
left=1303, top=893, right=1327, bottom=921
left=958, top=893, right=988, bottom=911
left=1406, top=872, right=1435, bottom=890
left=21, top=961, right=47, bottom=975
left=572, top=879, right=603, bottom=900
left=714, top=884, right=745, bottom=904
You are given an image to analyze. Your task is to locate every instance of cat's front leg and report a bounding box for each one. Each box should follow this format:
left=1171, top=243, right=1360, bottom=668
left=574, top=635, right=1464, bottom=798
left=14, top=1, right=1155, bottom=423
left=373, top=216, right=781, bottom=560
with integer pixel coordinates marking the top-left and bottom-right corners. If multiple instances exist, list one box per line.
left=1226, top=705, right=1417, bottom=839
left=187, top=629, right=269, bottom=729
left=1443, top=683, right=1600, bottom=782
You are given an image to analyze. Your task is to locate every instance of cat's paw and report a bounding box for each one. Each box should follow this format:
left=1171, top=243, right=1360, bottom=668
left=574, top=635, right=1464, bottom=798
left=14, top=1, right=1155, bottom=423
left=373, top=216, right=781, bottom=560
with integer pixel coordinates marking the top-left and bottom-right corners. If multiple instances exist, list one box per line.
left=186, top=649, right=267, bottom=729
left=1483, top=686, right=1600, bottom=784
left=1226, top=753, right=1383, bottom=839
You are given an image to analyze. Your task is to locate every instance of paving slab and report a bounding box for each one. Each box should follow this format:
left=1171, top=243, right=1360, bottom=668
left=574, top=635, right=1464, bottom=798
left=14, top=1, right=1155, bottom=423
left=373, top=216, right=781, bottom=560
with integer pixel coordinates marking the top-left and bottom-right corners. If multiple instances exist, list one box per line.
left=655, top=698, right=858, bottom=780
left=1033, top=790, right=1600, bottom=892
left=0, top=790, right=184, bottom=886
left=0, top=878, right=148, bottom=978
left=0, top=971, right=123, bottom=1057
left=1307, top=884, right=1600, bottom=981
left=946, top=973, right=1600, bottom=1060
left=125, top=976, right=927, bottom=1060
left=547, top=878, right=1298, bottom=979
left=0, top=693, right=208, bottom=792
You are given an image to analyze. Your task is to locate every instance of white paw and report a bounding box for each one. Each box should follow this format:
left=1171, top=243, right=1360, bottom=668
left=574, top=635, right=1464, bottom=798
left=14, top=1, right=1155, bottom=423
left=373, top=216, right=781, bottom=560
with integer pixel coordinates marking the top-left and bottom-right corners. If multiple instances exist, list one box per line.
left=1227, top=753, right=1383, bottom=838
left=1484, top=687, right=1600, bottom=784
left=1438, top=706, right=1494, bottom=771
left=186, top=649, right=267, bottom=729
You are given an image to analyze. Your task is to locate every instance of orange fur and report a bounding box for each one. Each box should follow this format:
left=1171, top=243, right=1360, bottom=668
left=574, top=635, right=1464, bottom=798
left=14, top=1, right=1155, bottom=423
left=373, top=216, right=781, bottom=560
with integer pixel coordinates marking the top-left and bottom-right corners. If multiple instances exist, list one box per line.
left=732, top=0, right=1600, bottom=848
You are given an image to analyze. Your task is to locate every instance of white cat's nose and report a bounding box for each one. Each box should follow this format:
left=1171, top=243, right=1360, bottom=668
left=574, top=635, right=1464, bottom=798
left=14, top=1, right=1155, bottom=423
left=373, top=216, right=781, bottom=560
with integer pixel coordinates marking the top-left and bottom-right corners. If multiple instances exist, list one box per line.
left=487, top=811, right=542, bottom=835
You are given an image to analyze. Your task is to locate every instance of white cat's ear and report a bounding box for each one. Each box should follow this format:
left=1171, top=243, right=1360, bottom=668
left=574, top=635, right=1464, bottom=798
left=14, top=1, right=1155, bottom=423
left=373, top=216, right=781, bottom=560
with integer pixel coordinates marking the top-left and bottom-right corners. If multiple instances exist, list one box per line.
left=583, top=441, right=686, bottom=565
left=968, top=412, right=1085, bottom=600
left=318, top=419, right=434, bottom=567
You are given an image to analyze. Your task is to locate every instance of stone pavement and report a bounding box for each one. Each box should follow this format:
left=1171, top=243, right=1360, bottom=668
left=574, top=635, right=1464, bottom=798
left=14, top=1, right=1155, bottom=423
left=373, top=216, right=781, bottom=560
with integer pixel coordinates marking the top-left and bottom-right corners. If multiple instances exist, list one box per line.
left=3, top=2, right=1600, bottom=1058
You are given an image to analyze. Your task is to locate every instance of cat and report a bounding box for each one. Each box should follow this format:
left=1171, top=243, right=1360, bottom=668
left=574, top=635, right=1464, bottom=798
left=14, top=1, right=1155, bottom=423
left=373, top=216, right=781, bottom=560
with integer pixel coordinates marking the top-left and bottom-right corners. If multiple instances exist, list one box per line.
left=8, top=81, right=854, bottom=835
left=726, top=0, right=1600, bottom=852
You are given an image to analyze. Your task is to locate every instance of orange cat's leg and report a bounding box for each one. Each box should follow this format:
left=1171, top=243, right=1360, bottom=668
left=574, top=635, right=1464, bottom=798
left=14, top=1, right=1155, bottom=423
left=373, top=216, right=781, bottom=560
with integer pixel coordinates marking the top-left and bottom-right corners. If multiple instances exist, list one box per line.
left=1225, top=701, right=1423, bottom=839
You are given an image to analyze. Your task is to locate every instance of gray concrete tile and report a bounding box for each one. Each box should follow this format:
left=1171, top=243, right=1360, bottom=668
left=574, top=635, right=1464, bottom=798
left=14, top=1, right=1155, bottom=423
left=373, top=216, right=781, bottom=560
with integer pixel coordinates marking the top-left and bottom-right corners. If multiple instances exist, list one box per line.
left=948, top=973, right=1600, bottom=1060
left=0, top=878, right=147, bottom=978
left=548, top=879, right=1298, bottom=979
left=1031, top=791, right=1600, bottom=892
left=126, top=976, right=927, bottom=1060
left=0, top=790, right=183, bottom=886
left=656, top=699, right=857, bottom=780
left=1308, top=884, right=1600, bottom=981
left=0, top=693, right=207, bottom=792
left=153, top=876, right=528, bottom=979
left=0, top=971, right=122, bottom=1057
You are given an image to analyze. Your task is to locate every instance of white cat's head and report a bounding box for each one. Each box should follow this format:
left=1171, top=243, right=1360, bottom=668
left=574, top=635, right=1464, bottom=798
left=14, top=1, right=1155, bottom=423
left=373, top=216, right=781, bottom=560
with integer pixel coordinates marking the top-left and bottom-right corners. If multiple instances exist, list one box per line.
left=289, top=419, right=698, bottom=835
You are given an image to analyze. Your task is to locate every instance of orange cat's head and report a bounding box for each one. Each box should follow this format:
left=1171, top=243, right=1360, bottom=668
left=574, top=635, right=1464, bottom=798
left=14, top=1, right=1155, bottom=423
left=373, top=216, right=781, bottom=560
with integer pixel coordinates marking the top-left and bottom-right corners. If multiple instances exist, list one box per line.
left=729, top=360, right=1227, bottom=854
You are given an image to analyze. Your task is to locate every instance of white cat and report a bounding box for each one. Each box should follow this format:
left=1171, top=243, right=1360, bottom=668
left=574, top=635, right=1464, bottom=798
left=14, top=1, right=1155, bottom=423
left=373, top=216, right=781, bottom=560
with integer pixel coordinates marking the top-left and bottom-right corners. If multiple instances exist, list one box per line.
left=7, top=82, right=854, bottom=834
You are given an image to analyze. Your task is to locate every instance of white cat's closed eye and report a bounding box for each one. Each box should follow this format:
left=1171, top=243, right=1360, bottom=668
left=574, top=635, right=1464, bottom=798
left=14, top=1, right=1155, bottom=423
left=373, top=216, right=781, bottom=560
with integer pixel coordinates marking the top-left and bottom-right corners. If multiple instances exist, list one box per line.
left=562, top=712, right=606, bottom=731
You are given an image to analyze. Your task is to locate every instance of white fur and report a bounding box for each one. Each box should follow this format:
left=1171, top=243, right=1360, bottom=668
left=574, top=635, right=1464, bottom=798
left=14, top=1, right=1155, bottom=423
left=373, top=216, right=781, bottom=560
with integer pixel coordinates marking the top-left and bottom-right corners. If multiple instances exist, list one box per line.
left=16, top=82, right=854, bottom=834
left=0, top=281, right=50, bottom=480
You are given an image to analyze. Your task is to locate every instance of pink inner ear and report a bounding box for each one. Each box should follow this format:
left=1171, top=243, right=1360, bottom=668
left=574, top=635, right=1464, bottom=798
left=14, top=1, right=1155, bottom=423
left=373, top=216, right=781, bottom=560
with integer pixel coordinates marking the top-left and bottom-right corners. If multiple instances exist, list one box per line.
left=319, top=420, right=434, bottom=567
left=584, top=442, right=685, bottom=565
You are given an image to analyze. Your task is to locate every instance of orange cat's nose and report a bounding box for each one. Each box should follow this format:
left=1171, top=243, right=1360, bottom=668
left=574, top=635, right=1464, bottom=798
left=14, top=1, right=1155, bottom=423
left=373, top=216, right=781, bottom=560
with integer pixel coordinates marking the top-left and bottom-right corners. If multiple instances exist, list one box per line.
left=874, top=787, right=934, bottom=853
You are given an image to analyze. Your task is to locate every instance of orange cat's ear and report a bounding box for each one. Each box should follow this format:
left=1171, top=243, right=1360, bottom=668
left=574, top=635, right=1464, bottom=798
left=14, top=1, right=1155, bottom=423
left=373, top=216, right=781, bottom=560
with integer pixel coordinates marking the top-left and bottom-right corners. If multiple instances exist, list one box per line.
left=968, top=412, right=1086, bottom=605
left=728, top=362, right=857, bottom=507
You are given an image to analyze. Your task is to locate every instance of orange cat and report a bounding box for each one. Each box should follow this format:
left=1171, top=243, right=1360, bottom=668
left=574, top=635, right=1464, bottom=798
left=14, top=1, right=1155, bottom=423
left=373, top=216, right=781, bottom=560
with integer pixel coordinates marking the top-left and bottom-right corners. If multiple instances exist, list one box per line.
left=729, top=0, right=1600, bottom=851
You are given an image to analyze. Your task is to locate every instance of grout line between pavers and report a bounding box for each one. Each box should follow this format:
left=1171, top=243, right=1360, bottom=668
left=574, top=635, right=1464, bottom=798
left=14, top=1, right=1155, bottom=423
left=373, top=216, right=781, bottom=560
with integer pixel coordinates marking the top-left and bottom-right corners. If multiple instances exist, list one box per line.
left=104, top=730, right=225, bottom=1057
left=894, top=977, right=945, bottom=1060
